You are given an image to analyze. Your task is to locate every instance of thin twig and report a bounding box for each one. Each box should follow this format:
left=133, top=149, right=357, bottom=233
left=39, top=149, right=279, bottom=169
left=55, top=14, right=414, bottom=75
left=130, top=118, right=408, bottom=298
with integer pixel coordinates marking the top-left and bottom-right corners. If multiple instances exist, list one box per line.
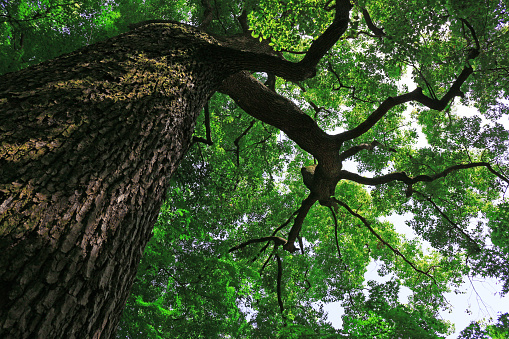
left=334, top=198, right=437, bottom=284
left=229, top=236, right=286, bottom=253
left=414, top=190, right=481, bottom=251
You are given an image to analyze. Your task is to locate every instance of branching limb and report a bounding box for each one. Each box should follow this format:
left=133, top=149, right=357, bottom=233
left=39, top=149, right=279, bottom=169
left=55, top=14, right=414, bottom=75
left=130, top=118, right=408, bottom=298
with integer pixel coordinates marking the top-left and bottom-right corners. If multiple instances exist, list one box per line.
left=299, top=0, right=353, bottom=70
left=328, top=205, right=343, bottom=260
left=220, top=72, right=338, bottom=157
left=361, top=8, right=385, bottom=37
left=233, top=119, right=256, bottom=166
left=338, top=140, right=396, bottom=162
left=459, top=18, right=481, bottom=53
left=328, top=62, right=375, bottom=104
left=336, top=48, right=479, bottom=143
left=276, top=253, right=285, bottom=316
left=253, top=210, right=299, bottom=262
left=283, top=194, right=318, bottom=252
left=334, top=198, right=437, bottom=283
left=339, top=162, right=509, bottom=189
left=193, top=102, right=213, bottom=145
left=308, top=101, right=334, bottom=120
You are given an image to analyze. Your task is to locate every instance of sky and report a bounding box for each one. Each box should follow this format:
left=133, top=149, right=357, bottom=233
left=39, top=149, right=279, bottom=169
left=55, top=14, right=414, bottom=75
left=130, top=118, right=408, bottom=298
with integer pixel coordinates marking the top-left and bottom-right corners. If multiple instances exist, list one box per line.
left=321, top=89, right=509, bottom=336
left=320, top=212, right=509, bottom=337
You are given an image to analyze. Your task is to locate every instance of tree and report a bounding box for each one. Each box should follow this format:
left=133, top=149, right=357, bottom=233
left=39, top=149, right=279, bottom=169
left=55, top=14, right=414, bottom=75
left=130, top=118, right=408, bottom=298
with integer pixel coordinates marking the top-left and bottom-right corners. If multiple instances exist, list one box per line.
left=1, top=0, right=509, bottom=338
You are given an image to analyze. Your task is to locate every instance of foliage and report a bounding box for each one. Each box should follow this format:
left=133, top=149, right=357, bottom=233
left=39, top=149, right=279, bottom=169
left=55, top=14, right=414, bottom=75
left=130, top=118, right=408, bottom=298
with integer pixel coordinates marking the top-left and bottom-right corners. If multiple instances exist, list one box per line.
left=2, top=0, right=509, bottom=338
left=458, top=313, right=509, bottom=339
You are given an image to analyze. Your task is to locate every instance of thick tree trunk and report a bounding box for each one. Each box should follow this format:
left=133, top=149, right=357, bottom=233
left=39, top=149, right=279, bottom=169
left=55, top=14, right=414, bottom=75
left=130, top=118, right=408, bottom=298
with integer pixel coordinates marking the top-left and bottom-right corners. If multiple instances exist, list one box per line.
left=0, top=18, right=318, bottom=337
left=0, top=22, right=234, bottom=338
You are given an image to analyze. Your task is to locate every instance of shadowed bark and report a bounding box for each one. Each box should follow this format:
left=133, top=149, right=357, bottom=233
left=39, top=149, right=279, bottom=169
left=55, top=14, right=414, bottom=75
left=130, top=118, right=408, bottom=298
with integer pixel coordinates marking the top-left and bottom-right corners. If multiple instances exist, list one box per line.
left=0, top=21, right=316, bottom=338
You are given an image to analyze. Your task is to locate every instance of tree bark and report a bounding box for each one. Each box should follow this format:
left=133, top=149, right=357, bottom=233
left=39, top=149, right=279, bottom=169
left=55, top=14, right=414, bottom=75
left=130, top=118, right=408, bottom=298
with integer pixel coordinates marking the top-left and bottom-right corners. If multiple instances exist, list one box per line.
left=0, top=21, right=314, bottom=338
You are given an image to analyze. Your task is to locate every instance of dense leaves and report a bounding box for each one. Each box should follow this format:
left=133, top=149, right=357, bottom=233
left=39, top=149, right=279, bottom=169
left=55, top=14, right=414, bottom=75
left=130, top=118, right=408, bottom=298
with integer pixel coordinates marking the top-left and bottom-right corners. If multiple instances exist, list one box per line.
left=2, top=0, right=509, bottom=337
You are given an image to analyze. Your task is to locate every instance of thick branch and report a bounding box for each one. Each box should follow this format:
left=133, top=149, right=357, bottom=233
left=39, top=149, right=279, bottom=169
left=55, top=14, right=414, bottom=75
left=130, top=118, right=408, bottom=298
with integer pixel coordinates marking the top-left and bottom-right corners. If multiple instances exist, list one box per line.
left=220, top=71, right=338, bottom=157
left=459, top=18, right=481, bottom=53
left=335, top=65, right=475, bottom=142
left=193, top=102, right=213, bottom=145
left=334, top=199, right=436, bottom=282
left=283, top=194, right=318, bottom=252
left=276, top=254, right=285, bottom=316
left=339, top=162, right=509, bottom=187
left=299, top=0, right=353, bottom=69
left=362, top=8, right=385, bottom=37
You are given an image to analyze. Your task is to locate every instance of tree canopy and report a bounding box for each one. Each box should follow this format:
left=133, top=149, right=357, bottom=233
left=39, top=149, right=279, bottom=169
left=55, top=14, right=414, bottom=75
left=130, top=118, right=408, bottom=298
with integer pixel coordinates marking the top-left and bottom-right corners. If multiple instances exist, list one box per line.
left=1, top=0, right=509, bottom=337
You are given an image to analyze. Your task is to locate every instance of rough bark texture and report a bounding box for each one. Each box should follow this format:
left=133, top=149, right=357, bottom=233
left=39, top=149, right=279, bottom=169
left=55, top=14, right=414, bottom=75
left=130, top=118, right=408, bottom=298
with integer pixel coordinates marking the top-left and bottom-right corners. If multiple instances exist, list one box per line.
left=0, top=22, right=226, bottom=338
left=0, top=21, right=315, bottom=338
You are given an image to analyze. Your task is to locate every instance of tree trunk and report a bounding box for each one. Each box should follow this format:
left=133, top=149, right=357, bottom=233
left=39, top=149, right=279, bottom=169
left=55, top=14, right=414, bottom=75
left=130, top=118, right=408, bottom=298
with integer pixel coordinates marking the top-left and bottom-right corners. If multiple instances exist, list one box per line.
left=0, top=22, right=226, bottom=338
left=0, top=21, right=296, bottom=338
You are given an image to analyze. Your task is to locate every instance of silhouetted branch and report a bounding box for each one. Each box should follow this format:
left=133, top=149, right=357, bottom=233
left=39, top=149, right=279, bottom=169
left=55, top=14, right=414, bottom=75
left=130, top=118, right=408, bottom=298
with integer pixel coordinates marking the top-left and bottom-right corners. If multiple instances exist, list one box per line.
left=283, top=194, right=318, bottom=252
left=339, top=162, right=509, bottom=191
left=414, top=191, right=482, bottom=251
left=233, top=120, right=256, bottom=166
left=261, top=250, right=274, bottom=272
left=328, top=62, right=375, bottom=103
left=336, top=56, right=478, bottom=142
left=193, top=102, right=213, bottom=145
left=276, top=254, right=285, bottom=316
left=253, top=210, right=299, bottom=262
left=361, top=8, right=385, bottom=37
left=299, top=0, right=352, bottom=70
left=459, top=18, right=481, bottom=54
left=328, top=205, right=343, bottom=259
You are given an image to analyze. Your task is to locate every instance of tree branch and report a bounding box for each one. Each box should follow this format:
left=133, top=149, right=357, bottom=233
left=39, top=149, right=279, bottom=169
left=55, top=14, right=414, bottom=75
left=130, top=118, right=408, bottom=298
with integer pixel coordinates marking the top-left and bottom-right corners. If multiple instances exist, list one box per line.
left=199, top=0, right=214, bottom=29
left=233, top=119, right=256, bottom=166
left=413, top=191, right=482, bottom=251
left=193, top=102, right=213, bottom=145
left=328, top=205, right=343, bottom=260
left=361, top=8, right=385, bottom=37
left=252, top=210, right=299, bottom=262
left=459, top=18, right=481, bottom=53
left=220, top=71, right=338, bottom=157
left=276, top=253, right=285, bottom=316
left=339, top=162, right=509, bottom=188
left=283, top=194, right=318, bottom=252
left=328, top=62, right=375, bottom=103
left=299, top=0, right=353, bottom=70
left=237, top=9, right=249, bottom=34
left=335, top=62, right=477, bottom=143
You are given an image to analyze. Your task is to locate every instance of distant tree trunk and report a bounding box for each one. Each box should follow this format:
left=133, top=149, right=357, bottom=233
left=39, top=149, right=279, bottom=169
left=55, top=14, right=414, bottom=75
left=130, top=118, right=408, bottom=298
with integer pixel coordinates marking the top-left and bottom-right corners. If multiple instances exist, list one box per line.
left=0, top=21, right=313, bottom=338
